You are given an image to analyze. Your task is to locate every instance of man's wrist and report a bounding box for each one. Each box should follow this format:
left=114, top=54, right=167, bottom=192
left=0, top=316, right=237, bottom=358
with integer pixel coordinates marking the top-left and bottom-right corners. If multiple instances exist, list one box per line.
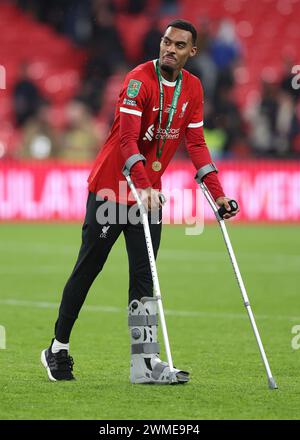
left=215, top=194, right=226, bottom=202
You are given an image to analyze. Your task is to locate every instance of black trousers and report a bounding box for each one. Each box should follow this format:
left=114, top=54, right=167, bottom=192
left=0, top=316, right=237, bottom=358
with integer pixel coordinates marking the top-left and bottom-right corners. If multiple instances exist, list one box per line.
left=55, top=192, right=162, bottom=343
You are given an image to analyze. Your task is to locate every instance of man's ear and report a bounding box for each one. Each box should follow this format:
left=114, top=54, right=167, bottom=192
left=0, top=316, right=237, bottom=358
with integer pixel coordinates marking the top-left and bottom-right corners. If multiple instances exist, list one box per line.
left=189, top=46, right=197, bottom=58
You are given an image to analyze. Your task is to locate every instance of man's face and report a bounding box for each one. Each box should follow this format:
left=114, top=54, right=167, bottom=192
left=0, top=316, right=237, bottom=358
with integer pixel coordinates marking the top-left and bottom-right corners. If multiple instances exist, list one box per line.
left=159, top=26, right=197, bottom=74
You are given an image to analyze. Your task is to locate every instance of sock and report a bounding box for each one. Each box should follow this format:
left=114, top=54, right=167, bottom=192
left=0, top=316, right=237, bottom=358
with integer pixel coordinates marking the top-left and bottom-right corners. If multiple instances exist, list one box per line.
left=51, top=338, right=70, bottom=354
left=54, top=315, right=76, bottom=344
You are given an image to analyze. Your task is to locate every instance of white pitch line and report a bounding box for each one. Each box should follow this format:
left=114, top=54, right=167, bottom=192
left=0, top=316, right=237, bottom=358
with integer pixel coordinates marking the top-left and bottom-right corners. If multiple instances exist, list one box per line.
left=0, top=298, right=299, bottom=322
left=0, top=265, right=128, bottom=275
left=0, top=242, right=78, bottom=255
left=0, top=298, right=122, bottom=313
left=160, top=249, right=300, bottom=264
left=0, top=263, right=298, bottom=274
left=1, top=241, right=300, bottom=264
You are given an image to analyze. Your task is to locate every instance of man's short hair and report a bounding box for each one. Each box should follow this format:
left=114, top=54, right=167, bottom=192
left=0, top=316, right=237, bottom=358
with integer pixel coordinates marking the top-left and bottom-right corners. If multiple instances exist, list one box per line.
left=166, top=19, right=197, bottom=45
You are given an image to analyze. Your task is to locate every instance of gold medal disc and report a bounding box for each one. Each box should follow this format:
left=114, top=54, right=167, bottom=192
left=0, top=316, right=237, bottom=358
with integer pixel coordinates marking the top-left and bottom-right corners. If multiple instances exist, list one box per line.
left=152, top=160, right=162, bottom=172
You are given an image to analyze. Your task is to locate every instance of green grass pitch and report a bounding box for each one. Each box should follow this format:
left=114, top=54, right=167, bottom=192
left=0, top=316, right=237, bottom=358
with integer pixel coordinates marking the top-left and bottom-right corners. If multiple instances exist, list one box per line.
left=0, top=222, right=300, bottom=420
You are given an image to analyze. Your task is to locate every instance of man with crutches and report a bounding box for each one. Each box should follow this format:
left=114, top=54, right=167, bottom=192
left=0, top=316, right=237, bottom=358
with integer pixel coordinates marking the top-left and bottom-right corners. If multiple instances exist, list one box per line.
left=41, top=20, right=237, bottom=384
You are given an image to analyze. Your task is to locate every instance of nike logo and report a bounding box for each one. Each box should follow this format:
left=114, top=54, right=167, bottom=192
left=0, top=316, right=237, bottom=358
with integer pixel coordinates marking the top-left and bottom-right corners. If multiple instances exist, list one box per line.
left=152, top=107, right=159, bottom=111
left=157, top=219, right=162, bottom=224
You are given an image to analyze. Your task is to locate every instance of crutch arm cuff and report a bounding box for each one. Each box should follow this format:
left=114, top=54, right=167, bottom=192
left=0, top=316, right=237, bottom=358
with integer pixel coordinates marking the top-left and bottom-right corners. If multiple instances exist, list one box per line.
left=195, top=163, right=218, bottom=183
left=122, top=154, right=146, bottom=177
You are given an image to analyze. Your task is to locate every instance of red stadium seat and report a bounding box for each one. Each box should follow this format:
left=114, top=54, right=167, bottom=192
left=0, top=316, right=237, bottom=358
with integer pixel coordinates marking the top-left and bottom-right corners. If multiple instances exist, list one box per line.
left=0, top=4, right=85, bottom=112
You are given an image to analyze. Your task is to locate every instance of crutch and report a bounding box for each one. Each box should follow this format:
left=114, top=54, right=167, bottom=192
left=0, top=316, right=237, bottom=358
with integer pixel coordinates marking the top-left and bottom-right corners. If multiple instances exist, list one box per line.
left=195, top=163, right=278, bottom=390
left=122, top=155, right=177, bottom=383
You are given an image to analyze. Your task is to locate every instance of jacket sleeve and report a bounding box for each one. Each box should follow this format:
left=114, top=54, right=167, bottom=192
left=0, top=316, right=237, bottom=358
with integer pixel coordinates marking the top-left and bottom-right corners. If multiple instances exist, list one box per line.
left=118, top=74, right=151, bottom=189
left=185, top=80, right=225, bottom=200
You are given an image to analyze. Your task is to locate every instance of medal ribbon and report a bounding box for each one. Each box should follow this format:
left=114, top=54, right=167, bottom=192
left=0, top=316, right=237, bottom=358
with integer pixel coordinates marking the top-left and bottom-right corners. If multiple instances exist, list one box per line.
left=155, top=60, right=182, bottom=160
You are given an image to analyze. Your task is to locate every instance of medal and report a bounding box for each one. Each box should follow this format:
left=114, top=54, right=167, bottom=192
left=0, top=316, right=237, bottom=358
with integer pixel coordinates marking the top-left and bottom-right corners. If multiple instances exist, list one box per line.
left=152, top=160, right=162, bottom=172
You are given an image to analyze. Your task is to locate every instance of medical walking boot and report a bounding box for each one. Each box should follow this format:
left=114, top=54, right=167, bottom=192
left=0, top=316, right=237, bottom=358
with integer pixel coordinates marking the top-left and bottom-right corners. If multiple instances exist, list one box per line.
left=128, top=297, right=189, bottom=384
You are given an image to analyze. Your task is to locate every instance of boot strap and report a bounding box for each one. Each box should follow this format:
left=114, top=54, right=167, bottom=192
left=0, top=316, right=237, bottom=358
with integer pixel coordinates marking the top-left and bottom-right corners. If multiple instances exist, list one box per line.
left=128, top=315, right=158, bottom=326
left=131, top=342, right=160, bottom=355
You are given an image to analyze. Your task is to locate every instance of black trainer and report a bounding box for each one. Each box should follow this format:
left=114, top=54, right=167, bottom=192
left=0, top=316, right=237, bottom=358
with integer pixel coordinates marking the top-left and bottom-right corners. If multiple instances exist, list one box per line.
left=41, top=339, right=75, bottom=381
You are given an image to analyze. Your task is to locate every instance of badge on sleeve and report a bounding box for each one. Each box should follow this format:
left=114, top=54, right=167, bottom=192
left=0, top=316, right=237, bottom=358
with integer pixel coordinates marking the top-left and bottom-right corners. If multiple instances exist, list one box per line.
left=127, top=79, right=142, bottom=98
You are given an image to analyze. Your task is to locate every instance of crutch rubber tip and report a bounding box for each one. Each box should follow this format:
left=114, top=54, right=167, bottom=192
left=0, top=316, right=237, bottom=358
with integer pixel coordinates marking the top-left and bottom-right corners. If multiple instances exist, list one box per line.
left=268, top=377, right=278, bottom=389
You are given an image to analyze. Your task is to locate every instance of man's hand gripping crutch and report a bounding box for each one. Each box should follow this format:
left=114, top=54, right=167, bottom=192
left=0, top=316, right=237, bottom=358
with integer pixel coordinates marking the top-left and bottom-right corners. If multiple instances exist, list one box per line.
left=123, top=154, right=189, bottom=384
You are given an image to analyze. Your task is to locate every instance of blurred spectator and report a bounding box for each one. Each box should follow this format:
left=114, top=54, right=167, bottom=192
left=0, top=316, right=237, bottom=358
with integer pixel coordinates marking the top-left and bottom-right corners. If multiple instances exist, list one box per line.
left=126, top=0, right=147, bottom=14
left=89, top=0, right=124, bottom=63
left=276, top=90, right=295, bottom=154
left=291, top=102, right=300, bottom=154
left=98, top=63, right=128, bottom=125
left=212, top=21, right=244, bottom=157
left=247, top=79, right=295, bottom=156
left=18, top=0, right=93, bottom=45
left=160, top=0, right=179, bottom=15
left=186, top=20, right=217, bottom=100
left=59, top=99, right=99, bottom=161
left=13, top=63, right=43, bottom=127
left=247, top=80, right=279, bottom=155
left=213, top=85, right=244, bottom=157
left=280, top=56, right=300, bottom=103
left=63, top=0, right=93, bottom=46
left=142, top=20, right=162, bottom=62
left=210, top=19, right=241, bottom=70
left=18, top=101, right=61, bottom=160
left=202, top=126, right=227, bottom=160
left=185, top=19, right=242, bottom=158
left=17, top=0, right=70, bottom=33
left=81, top=0, right=125, bottom=113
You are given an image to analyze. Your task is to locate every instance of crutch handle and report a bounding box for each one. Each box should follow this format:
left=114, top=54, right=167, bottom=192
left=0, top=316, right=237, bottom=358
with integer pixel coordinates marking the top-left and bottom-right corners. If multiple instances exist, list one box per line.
left=218, top=200, right=239, bottom=218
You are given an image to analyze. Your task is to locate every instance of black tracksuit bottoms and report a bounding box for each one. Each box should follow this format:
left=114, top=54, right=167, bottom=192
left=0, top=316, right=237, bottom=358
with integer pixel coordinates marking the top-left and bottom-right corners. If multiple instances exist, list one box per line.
left=54, top=192, right=162, bottom=343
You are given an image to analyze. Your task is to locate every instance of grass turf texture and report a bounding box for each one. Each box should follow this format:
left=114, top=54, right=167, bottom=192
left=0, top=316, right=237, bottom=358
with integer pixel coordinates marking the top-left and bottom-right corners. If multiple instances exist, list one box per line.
left=0, top=223, right=299, bottom=420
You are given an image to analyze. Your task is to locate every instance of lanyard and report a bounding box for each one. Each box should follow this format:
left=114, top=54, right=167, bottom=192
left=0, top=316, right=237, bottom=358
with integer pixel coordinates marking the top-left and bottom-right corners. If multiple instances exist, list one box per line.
left=155, top=60, right=182, bottom=159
